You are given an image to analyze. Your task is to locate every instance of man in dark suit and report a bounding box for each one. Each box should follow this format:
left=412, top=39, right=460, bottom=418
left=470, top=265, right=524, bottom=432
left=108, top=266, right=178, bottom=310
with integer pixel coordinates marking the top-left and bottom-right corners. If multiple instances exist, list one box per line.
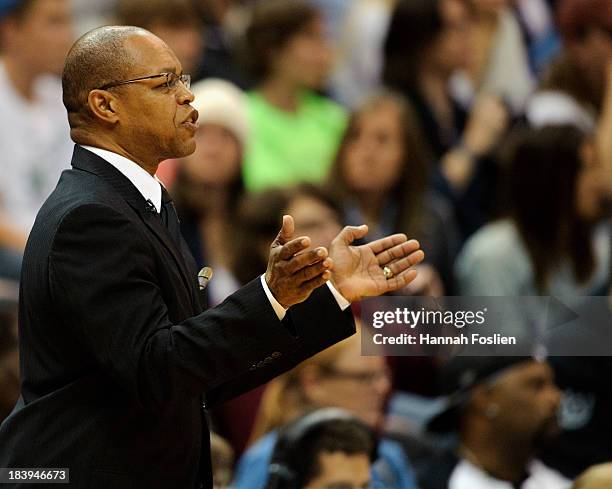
left=0, top=26, right=424, bottom=488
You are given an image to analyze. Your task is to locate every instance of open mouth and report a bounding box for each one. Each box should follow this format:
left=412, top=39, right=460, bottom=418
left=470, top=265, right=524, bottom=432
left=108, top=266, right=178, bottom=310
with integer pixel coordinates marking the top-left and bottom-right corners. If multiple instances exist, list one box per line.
left=181, top=109, right=199, bottom=131
left=181, top=120, right=199, bottom=131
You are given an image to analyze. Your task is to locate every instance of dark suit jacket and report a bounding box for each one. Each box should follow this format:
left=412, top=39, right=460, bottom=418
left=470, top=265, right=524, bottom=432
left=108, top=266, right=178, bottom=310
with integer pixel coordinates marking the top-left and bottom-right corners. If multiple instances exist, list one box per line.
left=0, top=146, right=355, bottom=488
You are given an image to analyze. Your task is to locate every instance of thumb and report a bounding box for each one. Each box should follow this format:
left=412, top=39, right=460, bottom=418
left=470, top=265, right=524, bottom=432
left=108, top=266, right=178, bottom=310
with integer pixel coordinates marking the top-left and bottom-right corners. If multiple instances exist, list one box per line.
left=335, top=225, right=368, bottom=246
left=273, top=215, right=295, bottom=247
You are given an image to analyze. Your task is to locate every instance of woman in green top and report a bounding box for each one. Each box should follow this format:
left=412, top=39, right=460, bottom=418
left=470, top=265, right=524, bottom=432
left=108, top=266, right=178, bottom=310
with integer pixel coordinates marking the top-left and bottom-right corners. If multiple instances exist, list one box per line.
left=242, top=0, right=347, bottom=192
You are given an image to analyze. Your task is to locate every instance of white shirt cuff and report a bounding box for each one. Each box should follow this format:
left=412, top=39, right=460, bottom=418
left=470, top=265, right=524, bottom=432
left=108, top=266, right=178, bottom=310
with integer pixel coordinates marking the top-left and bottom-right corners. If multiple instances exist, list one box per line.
left=260, top=275, right=352, bottom=321
left=326, top=282, right=351, bottom=311
left=260, top=275, right=287, bottom=321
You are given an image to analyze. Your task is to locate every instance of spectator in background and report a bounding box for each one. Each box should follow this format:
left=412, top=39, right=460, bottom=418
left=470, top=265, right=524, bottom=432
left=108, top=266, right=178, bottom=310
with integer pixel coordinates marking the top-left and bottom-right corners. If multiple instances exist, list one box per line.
left=282, top=184, right=343, bottom=253
left=242, top=0, right=347, bottom=192
left=451, top=0, right=534, bottom=115
left=513, top=0, right=561, bottom=77
left=0, top=250, right=19, bottom=282
left=421, top=357, right=569, bottom=489
left=307, top=0, right=352, bottom=42
left=456, top=125, right=610, bottom=303
left=169, top=78, right=249, bottom=307
left=0, top=295, right=18, bottom=424
left=0, top=0, right=73, bottom=241
left=330, top=0, right=398, bottom=108
left=328, top=92, right=459, bottom=295
left=114, top=0, right=204, bottom=75
left=572, top=464, right=612, bottom=489
left=233, top=327, right=419, bottom=489
left=541, top=355, right=612, bottom=480
left=265, top=409, right=375, bottom=489
left=383, top=0, right=509, bottom=239
left=526, top=0, right=612, bottom=131
left=211, top=432, right=234, bottom=489
left=70, top=0, right=117, bottom=34
left=211, top=184, right=344, bottom=456
left=463, top=90, right=612, bottom=480
left=192, top=0, right=252, bottom=88
left=231, top=185, right=344, bottom=288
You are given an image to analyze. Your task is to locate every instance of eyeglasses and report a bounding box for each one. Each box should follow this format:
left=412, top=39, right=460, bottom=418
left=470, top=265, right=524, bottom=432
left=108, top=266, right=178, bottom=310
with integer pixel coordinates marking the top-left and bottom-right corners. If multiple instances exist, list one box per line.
left=98, top=72, right=191, bottom=91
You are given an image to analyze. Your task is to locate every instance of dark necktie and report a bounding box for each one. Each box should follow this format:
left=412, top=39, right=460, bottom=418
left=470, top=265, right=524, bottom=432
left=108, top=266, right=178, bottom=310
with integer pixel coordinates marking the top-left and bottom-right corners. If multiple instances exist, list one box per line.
left=160, top=200, right=169, bottom=228
left=146, top=193, right=181, bottom=245
left=162, top=200, right=182, bottom=245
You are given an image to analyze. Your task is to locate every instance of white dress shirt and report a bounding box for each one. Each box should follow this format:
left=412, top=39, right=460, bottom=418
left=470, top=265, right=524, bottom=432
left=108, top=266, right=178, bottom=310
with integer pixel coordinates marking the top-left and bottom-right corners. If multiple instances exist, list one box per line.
left=81, top=145, right=163, bottom=212
left=449, top=458, right=571, bottom=489
left=79, top=145, right=350, bottom=320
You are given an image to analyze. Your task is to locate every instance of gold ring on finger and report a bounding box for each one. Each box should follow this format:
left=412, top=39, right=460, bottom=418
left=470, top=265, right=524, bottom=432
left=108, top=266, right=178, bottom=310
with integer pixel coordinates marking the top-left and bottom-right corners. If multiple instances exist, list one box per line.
left=382, top=266, right=394, bottom=280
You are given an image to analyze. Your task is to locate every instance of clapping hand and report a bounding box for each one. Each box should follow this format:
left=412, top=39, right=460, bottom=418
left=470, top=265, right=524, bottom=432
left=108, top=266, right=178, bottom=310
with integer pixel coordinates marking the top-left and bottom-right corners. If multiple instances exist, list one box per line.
left=328, top=225, right=424, bottom=303
left=265, top=217, right=425, bottom=308
left=265, top=215, right=333, bottom=308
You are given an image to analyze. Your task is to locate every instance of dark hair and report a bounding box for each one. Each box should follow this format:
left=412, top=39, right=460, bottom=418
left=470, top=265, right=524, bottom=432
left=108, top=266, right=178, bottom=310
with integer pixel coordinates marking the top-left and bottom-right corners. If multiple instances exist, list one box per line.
left=383, top=0, right=444, bottom=91
left=540, top=54, right=602, bottom=111
left=173, top=161, right=246, bottom=221
left=114, top=0, right=202, bottom=29
left=62, top=26, right=144, bottom=129
left=0, top=0, right=34, bottom=52
left=557, top=0, right=612, bottom=43
left=1, top=0, right=35, bottom=22
left=244, top=0, right=320, bottom=81
left=230, top=184, right=343, bottom=285
left=327, top=91, right=431, bottom=238
left=266, top=410, right=376, bottom=489
left=504, top=125, right=596, bottom=293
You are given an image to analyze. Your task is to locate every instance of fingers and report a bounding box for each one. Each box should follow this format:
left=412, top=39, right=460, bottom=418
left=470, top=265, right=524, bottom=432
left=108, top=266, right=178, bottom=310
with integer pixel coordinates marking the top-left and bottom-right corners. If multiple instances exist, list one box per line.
left=381, top=249, right=425, bottom=293
left=383, top=250, right=425, bottom=276
left=285, top=247, right=329, bottom=274
left=386, top=269, right=419, bottom=292
left=295, top=257, right=333, bottom=284
left=299, top=271, right=332, bottom=294
left=368, top=233, right=408, bottom=255
left=272, top=215, right=295, bottom=247
left=265, top=249, right=332, bottom=308
left=376, top=239, right=421, bottom=266
left=278, top=236, right=312, bottom=260
left=334, top=225, right=368, bottom=246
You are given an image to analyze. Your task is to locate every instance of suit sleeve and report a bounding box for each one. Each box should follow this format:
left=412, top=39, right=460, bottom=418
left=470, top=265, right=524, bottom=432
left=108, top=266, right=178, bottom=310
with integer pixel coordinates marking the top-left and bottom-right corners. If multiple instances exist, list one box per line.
left=205, top=284, right=355, bottom=408
left=48, top=204, right=354, bottom=409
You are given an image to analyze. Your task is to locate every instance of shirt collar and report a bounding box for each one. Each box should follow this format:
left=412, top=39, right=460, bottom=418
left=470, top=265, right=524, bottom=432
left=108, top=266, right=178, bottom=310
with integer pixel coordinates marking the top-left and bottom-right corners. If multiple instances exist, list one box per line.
left=80, top=145, right=162, bottom=213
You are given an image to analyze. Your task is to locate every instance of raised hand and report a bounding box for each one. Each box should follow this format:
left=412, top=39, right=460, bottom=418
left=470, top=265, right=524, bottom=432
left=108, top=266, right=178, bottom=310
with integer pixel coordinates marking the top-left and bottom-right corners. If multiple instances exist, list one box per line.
left=329, top=225, right=424, bottom=303
left=463, top=94, right=509, bottom=157
left=265, top=215, right=333, bottom=308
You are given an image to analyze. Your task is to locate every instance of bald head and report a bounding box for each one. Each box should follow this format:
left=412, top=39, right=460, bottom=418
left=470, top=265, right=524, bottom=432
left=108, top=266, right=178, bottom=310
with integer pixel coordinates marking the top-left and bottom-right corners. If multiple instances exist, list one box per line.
left=573, top=464, right=612, bottom=489
left=62, top=25, right=150, bottom=129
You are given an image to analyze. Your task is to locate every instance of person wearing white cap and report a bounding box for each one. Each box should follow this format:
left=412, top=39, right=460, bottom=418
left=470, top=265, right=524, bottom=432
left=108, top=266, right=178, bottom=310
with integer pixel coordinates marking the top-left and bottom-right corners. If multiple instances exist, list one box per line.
left=191, top=78, right=249, bottom=148
left=170, top=78, right=249, bottom=307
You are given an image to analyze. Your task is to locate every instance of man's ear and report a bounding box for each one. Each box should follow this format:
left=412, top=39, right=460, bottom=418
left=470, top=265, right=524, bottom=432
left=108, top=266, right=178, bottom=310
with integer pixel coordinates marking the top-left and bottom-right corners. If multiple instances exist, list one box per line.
left=87, top=89, right=120, bottom=124
left=470, top=384, right=495, bottom=418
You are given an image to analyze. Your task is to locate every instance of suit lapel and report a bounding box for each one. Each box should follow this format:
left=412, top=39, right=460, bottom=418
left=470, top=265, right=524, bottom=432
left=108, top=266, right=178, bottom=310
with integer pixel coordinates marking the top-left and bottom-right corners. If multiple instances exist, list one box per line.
left=140, top=208, right=198, bottom=307
left=71, top=146, right=198, bottom=309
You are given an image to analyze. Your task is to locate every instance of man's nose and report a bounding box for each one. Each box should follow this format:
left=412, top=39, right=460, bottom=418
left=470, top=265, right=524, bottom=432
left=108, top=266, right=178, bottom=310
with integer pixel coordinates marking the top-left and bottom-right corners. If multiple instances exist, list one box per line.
left=177, top=84, right=195, bottom=104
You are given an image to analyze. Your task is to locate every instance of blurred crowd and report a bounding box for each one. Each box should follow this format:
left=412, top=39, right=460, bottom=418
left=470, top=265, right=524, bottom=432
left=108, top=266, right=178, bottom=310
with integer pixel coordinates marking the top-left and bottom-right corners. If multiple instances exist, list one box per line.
left=1, top=0, right=612, bottom=488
